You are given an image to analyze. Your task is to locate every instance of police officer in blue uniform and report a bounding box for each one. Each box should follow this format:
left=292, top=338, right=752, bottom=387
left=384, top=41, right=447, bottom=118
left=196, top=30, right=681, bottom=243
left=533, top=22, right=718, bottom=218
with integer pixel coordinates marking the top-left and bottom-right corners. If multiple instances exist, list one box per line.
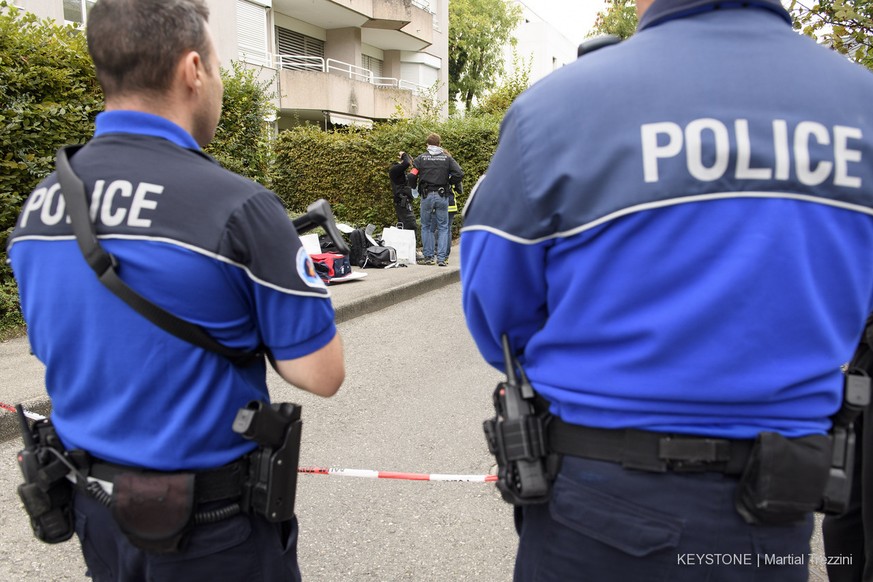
left=7, top=0, right=344, bottom=579
left=461, top=0, right=873, bottom=580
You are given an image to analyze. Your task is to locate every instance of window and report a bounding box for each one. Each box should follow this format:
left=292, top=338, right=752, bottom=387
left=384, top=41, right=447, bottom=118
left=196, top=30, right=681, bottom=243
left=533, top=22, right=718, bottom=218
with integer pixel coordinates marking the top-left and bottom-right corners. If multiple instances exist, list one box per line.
left=402, top=62, right=439, bottom=89
left=362, top=55, right=383, bottom=79
left=63, top=0, right=95, bottom=26
left=275, top=27, right=325, bottom=71
left=237, top=0, right=269, bottom=66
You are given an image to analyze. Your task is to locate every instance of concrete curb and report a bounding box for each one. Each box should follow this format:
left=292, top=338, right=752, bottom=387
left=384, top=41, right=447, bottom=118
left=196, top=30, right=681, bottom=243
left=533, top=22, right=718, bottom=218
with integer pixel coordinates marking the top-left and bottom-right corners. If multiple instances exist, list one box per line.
left=0, top=267, right=461, bottom=443
left=335, top=268, right=459, bottom=324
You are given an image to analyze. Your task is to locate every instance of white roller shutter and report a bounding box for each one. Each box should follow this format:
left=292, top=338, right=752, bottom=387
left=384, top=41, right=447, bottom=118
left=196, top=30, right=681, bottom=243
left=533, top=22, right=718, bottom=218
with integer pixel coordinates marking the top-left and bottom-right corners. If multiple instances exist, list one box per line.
left=237, top=0, right=269, bottom=66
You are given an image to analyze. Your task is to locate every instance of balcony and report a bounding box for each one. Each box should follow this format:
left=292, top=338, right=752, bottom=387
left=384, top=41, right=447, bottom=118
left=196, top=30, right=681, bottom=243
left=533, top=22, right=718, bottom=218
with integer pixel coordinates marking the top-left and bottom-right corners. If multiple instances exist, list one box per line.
left=275, top=55, right=429, bottom=123
left=272, top=0, right=432, bottom=51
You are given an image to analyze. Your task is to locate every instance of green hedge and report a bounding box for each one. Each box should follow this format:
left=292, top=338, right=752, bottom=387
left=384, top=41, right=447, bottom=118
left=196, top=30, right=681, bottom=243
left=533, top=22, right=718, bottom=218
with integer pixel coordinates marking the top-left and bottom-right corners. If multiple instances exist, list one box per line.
left=271, top=114, right=501, bottom=233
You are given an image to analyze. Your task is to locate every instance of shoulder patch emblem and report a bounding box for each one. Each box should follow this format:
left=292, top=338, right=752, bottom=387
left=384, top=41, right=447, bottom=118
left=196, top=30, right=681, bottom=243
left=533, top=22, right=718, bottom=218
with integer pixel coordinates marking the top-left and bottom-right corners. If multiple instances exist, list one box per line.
left=297, top=247, right=326, bottom=289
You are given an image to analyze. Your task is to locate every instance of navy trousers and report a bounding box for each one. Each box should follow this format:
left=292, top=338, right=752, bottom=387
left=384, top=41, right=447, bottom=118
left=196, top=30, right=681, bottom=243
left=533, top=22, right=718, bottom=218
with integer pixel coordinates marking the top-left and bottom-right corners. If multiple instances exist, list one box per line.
left=73, top=490, right=301, bottom=581
left=513, top=456, right=813, bottom=582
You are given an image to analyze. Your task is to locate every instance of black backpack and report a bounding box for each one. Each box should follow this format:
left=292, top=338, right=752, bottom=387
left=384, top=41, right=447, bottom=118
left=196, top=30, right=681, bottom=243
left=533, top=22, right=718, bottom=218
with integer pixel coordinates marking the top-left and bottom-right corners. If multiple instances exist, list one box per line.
left=349, top=228, right=369, bottom=267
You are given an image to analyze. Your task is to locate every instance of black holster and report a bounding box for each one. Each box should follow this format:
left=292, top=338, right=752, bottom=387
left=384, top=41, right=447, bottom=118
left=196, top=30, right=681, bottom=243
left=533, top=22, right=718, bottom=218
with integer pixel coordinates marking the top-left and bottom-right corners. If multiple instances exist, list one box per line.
left=233, top=401, right=302, bottom=522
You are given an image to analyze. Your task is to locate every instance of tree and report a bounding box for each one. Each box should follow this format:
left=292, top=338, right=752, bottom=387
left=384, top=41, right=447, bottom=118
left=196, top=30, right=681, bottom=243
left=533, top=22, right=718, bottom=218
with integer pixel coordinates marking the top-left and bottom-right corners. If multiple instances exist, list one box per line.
left=789, top=0, right=873, bottom=71
left=588, top=0, right=638, bottom=40
left=472, top=49, right=531, bottom=117
left=448, top=0, right=522, bottom=113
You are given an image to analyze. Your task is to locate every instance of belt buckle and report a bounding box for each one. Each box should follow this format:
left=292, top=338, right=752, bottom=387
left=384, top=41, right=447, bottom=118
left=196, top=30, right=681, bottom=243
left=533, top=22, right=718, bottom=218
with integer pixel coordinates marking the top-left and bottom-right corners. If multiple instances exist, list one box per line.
left=659, top=436, right=730, bottom=473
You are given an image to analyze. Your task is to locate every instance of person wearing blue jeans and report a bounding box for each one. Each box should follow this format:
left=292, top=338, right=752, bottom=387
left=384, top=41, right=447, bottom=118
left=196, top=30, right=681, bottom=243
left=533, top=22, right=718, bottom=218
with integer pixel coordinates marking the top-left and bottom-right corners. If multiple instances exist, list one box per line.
left=407, top=133, right=463, bottom=266
left=420, top=190, right=449, bottom=265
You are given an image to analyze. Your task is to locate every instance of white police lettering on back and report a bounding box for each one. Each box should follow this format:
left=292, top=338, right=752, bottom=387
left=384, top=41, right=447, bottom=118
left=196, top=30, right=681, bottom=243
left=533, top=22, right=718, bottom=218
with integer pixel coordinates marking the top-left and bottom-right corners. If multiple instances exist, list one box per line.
left=641, top=118, right=863, bottom=187
left=19, top=179, right=164, bottom=228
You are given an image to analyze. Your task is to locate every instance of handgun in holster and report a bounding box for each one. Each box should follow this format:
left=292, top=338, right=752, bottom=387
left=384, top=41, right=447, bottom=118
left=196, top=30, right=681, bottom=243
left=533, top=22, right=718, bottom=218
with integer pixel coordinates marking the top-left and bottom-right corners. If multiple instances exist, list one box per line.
left=15, top=405, right=75, bottom=543
left=820, top=369, right=871, bottom=514
left=483, top=335, right=556, bottom=505
left=232, top=401, right=302, bottom=522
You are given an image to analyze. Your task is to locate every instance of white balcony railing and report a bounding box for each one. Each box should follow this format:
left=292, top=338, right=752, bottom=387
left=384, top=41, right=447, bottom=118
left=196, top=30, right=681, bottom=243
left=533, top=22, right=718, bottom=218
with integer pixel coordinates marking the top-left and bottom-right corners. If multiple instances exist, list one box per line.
left=326, top=58, right=372, bottom=83
left=273, top=54, right=429, bottom=96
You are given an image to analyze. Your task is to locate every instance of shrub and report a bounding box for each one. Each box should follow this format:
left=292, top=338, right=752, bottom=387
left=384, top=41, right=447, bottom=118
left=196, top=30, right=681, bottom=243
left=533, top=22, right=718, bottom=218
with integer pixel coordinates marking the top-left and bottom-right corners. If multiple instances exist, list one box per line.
left=0, top=2, right=102, bottom=331
left=205, top=62, right=278, bottom=187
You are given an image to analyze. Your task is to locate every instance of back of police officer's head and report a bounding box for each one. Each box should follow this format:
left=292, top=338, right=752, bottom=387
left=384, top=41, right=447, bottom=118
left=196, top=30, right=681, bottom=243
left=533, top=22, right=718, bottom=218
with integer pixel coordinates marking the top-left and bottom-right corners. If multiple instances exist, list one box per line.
left=87, top=0, right=213, bottom=100
left=426, top=133, right=441, bottom=147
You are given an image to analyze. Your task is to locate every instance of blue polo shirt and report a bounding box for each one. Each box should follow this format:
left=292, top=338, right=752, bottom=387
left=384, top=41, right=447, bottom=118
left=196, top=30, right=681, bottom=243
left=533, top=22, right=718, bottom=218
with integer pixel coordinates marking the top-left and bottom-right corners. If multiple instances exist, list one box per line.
left=461, top=2, right=873, bottom=438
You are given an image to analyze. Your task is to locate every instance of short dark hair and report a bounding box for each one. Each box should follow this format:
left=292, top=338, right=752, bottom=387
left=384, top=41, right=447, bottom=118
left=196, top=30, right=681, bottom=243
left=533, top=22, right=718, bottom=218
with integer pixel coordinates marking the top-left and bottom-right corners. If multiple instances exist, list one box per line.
left=426, top=133, right=441, bottom=146
left=87, top=0, right=212, bottom=98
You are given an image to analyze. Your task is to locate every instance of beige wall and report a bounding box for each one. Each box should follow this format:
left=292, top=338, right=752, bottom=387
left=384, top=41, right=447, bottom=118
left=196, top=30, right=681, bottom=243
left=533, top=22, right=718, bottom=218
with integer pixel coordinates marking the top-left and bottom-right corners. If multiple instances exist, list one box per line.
left=278, top=68, right=418, bottom=120
left=422, top=0, right=448, bottom=117
left=325, top=27, right=362, bottom=68
left=15, top=0, right=63, bottom=21
left=205, top=0, right=242, bottom=67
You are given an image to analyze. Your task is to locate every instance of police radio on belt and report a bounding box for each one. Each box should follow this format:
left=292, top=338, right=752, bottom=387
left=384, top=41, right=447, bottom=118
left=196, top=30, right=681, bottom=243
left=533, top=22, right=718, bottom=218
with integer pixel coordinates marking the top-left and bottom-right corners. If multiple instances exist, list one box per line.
left=483, top=335, right=554, bottom=505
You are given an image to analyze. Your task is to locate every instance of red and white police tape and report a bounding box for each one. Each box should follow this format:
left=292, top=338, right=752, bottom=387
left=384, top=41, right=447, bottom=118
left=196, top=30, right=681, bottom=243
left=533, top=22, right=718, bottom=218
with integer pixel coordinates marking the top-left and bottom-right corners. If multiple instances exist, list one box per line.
left=1, top=402, right=497, bottom=483
left=299, top=466, right=496, bottom=482
left=0, top=402, right=44, bottom=421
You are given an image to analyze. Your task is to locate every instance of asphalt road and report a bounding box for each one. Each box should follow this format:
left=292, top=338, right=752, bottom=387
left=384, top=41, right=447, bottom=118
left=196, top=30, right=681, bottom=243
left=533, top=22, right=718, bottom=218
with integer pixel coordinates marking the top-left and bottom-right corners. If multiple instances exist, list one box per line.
left=0, top=282, right=834, bottom=581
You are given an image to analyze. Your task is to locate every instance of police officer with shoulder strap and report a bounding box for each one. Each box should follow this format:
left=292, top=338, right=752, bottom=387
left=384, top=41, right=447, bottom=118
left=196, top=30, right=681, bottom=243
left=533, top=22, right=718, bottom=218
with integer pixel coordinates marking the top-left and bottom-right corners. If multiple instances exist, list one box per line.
left=407, top=133, right=463, bottom=266
left=7, top=0, right=344, bottom=579
left=461, top=0, right=873, bottom=580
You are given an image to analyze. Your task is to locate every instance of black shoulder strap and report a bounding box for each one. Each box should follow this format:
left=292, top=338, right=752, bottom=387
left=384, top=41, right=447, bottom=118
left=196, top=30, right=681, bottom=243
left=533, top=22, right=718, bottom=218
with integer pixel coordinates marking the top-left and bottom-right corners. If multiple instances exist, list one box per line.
left=55, top=145, right=262, bottom=367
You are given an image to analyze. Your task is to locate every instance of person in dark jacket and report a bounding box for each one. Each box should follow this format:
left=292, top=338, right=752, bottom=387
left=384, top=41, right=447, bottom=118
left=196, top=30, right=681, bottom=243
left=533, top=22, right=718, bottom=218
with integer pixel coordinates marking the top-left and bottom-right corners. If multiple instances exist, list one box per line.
left=388, top=151, right=420, bottom=246
left=407, top=134, right=463, bottom=266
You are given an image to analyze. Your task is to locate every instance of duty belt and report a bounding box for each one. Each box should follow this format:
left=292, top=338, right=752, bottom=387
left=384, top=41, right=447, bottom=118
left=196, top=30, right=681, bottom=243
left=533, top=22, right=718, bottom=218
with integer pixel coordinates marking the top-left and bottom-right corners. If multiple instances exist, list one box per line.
left=81, top=455, right=247, bottom=503
left=548, top=418, right=754, bottom=474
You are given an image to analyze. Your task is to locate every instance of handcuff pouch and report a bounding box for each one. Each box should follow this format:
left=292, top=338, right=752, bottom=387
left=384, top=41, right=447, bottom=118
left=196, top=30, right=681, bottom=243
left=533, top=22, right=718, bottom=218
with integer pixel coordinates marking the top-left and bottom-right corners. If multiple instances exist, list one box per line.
left=111, top=472, right=195, bottom=553
left=734, top=432, right=831, bottom=525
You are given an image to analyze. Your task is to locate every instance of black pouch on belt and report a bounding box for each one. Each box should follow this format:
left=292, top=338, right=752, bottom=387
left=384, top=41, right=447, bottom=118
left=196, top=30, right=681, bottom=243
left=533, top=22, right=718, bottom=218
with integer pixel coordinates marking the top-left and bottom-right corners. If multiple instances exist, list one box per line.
left=111, top=472, right=195, bottom=553
left=734, top=432, right=832, bottom=525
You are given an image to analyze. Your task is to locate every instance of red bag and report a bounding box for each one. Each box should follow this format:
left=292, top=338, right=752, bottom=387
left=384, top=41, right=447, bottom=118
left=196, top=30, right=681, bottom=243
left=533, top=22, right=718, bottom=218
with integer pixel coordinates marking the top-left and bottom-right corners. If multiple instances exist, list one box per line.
left=310, top=253, right=352, bottom=282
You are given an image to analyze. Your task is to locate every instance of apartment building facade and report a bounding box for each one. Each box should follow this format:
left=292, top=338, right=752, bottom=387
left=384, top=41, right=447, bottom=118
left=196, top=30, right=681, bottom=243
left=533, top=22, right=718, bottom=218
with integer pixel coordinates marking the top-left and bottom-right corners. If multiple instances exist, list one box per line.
left=504, top=1, right=576, bottom=86
left=16, top=0, right=450, bottom=129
